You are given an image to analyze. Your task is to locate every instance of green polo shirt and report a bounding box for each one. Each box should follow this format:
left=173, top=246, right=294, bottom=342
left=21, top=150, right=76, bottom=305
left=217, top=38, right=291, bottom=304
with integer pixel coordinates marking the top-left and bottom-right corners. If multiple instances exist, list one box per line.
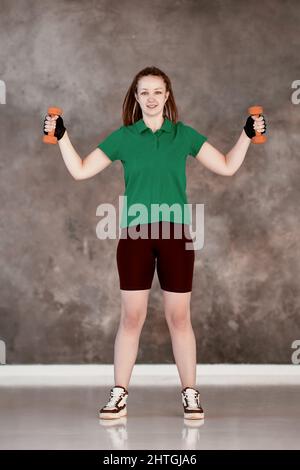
left=97, top=117, right=207, bottom=228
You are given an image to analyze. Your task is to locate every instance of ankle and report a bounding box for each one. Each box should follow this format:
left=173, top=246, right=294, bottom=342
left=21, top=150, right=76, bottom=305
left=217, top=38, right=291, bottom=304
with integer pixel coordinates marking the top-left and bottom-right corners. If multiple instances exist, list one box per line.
left=181, top=385, right=196, bottom=391
left=114, top=384, right=129, bottom=391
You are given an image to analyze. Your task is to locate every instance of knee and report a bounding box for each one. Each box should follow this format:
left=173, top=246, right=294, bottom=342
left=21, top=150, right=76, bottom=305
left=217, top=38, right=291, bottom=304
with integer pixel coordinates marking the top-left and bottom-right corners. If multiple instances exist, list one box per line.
left=166, top=311, right=191, bottom=330
left=121, top=310, right=146, bottom=330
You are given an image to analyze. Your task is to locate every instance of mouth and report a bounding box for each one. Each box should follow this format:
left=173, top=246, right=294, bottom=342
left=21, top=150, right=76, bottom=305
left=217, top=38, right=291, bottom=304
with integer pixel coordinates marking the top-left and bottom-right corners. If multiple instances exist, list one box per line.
left=147, top=104, right=158, bottom=109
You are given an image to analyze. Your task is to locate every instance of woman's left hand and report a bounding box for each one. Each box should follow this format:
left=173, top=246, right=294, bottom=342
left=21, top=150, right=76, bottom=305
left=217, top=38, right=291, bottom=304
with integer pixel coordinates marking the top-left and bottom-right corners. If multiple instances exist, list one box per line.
left=244, top=114, right=267, bottom=139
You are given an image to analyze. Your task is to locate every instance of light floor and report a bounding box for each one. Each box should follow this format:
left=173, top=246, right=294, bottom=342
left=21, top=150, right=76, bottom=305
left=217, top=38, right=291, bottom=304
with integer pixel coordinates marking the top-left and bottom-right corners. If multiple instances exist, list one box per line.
left=0, top=385, right=299, bottom=450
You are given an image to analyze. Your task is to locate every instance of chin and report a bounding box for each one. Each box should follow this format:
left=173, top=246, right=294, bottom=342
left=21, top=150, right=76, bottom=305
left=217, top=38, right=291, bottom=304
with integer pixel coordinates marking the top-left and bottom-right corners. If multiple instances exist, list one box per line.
left=144, top=108, right=162, bottom=116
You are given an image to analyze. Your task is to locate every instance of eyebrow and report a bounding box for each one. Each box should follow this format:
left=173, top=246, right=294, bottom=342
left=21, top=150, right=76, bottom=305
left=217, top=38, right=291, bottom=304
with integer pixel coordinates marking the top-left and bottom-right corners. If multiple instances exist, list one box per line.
left=140, top=87, right=163, bottom=90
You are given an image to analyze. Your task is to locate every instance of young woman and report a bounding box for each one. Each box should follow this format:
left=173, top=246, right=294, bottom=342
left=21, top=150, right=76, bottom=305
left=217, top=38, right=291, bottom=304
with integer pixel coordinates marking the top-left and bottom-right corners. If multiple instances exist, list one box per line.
left=43, top=66, right=266, bottom=420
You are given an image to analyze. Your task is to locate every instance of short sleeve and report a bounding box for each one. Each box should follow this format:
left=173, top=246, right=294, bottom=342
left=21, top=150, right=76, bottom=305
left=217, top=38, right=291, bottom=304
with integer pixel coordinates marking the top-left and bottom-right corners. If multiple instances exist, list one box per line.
left=97, top=126, right=123, bottom=162
left=183, top=123, right=208, bottom=157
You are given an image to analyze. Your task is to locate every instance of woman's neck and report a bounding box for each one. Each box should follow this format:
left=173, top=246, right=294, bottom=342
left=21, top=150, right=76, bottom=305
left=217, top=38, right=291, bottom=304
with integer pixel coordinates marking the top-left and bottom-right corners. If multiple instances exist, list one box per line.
left=142, top=114, right=164, bottom=132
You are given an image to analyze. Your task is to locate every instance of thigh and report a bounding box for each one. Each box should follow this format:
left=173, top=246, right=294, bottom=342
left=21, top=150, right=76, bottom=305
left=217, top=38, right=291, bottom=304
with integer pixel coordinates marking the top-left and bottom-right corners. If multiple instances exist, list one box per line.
left=116, top=228, right=156, bottom=290
left=156, top=223, right=195, bottom=293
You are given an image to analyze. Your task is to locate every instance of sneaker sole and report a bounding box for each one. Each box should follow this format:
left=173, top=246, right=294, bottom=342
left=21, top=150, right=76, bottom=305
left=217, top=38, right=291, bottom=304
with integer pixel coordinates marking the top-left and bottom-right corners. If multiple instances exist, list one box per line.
left=99, top=408, right=127, bottom=420
left=184, top=411, right=205, bottom=420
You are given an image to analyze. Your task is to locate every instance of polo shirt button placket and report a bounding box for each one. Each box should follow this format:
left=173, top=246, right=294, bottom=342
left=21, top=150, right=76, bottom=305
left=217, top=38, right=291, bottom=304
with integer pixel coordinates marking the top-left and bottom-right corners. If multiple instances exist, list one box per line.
left=155, top=132, right=159, bottom=150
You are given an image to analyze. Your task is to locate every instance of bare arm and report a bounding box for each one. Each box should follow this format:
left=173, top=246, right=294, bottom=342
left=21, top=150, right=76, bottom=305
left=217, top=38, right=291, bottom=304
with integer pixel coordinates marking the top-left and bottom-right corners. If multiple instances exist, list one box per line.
left=58, top=130, right=112, bottom=180
left=225, top=129, right=252, bottom=175
left=195, top=129, right=251, bottom=176
left=195, top=116, right=265, bottom=176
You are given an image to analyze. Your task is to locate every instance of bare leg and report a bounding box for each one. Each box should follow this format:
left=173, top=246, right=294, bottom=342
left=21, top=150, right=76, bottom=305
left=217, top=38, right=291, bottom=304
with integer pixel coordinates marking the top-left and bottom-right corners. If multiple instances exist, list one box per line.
left=114, top=289, right=150, bottom=389
left=163, top=290, right=197, bottom=389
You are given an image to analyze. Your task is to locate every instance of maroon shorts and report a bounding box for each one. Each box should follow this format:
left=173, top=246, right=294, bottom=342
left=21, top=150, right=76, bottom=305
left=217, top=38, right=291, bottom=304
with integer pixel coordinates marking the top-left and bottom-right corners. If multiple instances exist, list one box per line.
left=116, top=222, right=195, bottom=293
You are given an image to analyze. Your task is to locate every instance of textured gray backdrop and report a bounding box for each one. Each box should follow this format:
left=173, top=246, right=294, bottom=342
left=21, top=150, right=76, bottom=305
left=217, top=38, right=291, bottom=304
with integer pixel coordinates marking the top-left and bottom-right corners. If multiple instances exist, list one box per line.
left=0, top=0, right=299, bottom=364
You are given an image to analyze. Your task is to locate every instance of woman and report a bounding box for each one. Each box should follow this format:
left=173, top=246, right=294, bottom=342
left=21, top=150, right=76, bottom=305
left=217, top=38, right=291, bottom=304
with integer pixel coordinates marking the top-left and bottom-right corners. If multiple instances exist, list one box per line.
left=43, top=66, right=266, bottom=420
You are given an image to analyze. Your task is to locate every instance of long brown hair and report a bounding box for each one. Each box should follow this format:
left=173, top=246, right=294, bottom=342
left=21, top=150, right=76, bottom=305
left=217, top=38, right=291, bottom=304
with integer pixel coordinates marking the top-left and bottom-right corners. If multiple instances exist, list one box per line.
left=122, top=66, right=179, bottom=126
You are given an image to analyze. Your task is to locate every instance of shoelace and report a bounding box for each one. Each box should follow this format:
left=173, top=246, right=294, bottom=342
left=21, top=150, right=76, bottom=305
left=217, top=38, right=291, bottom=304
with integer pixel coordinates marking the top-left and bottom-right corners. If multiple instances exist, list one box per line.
left=106, top=389, right=125, bottom=408
left=183, top=389, right=199, bottom=408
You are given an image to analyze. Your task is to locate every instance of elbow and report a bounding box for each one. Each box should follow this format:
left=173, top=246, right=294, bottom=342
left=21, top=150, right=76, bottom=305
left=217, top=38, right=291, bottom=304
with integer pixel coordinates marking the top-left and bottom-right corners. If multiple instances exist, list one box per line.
left=223, top=154, right=236, bottom=176
left=224, top=166, right=235, bottom=176
left=73, top=169, right=85, bottom=180
left=74, top=172, right=89, bottom=181
left=73, top=161, right=84, bottom=180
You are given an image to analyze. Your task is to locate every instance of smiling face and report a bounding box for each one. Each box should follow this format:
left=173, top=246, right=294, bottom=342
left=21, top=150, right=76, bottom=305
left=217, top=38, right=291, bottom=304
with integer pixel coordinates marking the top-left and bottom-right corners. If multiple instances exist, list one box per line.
left=135, top=75, right=169, bottom=118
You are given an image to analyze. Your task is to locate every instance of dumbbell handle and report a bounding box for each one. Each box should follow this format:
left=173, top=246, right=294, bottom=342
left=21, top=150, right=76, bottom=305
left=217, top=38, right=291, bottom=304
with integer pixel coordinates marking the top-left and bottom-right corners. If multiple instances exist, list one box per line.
left=43, top=107, right=63, bottom=144
left=248, top=105, right=267, bottom=144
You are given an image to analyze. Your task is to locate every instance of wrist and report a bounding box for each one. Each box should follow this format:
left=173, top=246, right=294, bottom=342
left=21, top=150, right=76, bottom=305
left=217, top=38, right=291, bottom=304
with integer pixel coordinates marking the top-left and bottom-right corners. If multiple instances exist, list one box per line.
left=242, top=128, right=251, bottom=141
left=58, top=129, right=67, bottom=144
left=58, top=128, right=66, bottom=141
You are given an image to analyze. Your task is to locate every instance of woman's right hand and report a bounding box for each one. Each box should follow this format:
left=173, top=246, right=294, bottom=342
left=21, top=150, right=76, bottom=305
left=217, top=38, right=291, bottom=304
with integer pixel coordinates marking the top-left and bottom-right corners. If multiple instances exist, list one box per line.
left=43, top=114, right=66, bottom=140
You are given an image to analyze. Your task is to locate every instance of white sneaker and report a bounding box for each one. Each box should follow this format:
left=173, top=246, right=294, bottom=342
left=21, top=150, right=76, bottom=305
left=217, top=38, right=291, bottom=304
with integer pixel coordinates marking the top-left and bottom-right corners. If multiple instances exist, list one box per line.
left=181, top=387, right=205, bottom=420
left=99, top=385, right=128, bottom=420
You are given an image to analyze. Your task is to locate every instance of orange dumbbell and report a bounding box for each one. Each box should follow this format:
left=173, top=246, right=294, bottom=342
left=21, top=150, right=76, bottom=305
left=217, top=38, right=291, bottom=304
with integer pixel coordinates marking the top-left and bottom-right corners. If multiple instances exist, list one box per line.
left=247, top=105, right=267, bottom=144
left=43, top=106, right=63, bottom=144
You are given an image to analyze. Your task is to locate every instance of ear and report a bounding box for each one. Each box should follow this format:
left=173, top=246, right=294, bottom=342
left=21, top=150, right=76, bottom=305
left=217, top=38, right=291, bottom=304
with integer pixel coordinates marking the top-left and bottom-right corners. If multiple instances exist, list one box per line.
left=165, top=90, right=170, bottom=101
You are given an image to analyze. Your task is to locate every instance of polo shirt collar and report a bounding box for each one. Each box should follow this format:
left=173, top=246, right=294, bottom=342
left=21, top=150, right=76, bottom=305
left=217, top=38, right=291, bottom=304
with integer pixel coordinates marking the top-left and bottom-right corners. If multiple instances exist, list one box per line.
left=135, top=117, right=173, bottom=134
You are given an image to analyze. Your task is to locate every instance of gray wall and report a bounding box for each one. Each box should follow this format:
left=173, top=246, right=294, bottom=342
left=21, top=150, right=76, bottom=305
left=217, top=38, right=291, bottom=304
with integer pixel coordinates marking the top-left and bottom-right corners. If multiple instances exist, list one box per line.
left=0, top=0, right=299, bottom=364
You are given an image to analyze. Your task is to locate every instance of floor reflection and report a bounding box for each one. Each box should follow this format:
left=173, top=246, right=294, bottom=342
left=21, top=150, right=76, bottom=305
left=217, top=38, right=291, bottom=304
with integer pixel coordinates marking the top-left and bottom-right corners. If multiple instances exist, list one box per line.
left=98, top=416, right=205, bottom=450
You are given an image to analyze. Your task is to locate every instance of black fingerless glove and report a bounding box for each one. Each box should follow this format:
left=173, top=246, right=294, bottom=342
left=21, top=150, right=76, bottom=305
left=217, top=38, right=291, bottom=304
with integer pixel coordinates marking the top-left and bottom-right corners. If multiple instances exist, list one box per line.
left=43, top=115, right=66, bottom=141
left=244, top=115, right=267, bottom=139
